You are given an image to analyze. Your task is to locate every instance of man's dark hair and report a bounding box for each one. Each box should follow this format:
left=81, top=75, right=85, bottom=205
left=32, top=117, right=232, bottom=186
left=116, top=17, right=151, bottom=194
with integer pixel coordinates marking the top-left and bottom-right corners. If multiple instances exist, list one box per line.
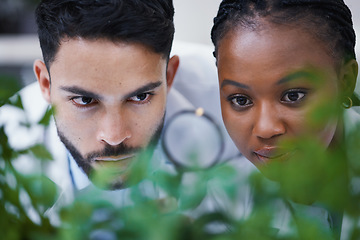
left=211, top=0, right=356, bottom=63
left=35, top=0, right=175, bottom=67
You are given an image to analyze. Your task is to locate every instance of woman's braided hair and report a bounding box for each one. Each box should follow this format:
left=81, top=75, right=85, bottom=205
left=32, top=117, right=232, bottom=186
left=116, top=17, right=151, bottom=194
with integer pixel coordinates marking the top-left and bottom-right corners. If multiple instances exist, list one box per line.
left=211, top=0, right=359, bottom=105
left=211, top=0, right=356, bottom=62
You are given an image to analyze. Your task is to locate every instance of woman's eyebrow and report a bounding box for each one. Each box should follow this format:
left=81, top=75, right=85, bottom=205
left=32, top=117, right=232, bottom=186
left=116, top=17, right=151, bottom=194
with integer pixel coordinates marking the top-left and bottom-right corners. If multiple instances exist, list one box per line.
left=221, top=79, right=250, bottom=90
left=277, top=71, right=314, bottom=85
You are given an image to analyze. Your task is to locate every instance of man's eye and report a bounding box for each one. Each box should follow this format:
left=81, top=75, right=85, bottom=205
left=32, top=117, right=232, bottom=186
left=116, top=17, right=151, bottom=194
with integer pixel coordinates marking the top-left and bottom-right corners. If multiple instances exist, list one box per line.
left=229, top=95, right=252, bottom=107
left=129, top=93, right=153, bottom=103
left=71, top=96, right=95, bottom=106
left=281, top=90, right=306, bottom=103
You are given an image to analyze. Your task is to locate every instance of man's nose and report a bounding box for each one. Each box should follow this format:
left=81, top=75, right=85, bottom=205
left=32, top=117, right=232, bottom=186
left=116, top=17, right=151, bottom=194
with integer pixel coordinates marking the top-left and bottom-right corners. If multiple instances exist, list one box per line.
left=97, top=110, right=131, bottom=146
left=253, top=103, right=286, bottom=140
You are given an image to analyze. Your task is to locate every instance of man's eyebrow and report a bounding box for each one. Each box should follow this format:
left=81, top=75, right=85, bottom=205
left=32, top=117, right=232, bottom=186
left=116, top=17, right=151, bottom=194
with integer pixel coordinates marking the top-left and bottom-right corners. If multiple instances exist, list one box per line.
left=60, top=86, right=102, bottom=100
left=277, top=71, right=313, bottom=85
left=221, top=79, right=250, bottom=90
left=124, top=81, right=163, bottom=99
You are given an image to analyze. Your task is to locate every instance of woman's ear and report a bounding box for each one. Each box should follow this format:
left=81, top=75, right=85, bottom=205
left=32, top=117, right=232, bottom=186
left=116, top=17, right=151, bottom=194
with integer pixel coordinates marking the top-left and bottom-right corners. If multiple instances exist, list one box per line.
left=34, top=59, right=51, bottom=103
left=166, top=55, right=180, bottom=92
left=339, top=59, right=358, bottom=96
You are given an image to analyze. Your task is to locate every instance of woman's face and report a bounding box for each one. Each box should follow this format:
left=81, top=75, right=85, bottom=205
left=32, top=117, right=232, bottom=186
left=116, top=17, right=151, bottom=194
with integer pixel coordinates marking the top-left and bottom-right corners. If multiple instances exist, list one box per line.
left=217, top=24, right=341, bottom=167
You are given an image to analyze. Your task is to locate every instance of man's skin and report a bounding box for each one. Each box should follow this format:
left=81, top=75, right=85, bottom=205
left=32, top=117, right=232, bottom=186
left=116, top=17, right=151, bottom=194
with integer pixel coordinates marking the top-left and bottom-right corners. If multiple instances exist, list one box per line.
left=34, top=38, right=179, bottom=189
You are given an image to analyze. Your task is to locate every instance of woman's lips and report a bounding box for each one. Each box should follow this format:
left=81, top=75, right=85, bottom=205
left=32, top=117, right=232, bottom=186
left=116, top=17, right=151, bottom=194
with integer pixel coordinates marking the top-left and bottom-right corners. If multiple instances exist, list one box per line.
left=254, top=147, right=290, bottom=163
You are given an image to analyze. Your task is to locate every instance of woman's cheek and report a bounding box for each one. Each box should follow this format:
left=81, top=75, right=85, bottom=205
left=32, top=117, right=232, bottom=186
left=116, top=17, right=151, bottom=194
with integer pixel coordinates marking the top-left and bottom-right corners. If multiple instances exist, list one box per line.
left=223, top=114, right=247, bottom=150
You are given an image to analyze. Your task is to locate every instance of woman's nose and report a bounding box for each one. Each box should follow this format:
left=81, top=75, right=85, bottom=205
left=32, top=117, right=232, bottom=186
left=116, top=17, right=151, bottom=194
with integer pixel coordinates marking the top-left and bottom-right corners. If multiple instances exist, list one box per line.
left=253, top=104, right=286, bottom=140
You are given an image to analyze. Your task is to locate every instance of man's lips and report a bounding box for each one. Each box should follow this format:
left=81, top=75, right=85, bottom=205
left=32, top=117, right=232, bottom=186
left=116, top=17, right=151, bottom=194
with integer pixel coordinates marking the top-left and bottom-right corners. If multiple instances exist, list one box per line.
left=94, top=154, right=136, bottom=162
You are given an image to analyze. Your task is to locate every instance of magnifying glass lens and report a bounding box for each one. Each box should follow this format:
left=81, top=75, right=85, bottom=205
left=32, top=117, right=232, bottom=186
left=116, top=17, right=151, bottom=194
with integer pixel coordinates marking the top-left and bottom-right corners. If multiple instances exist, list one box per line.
left=163, top=109, right=224, bottom=170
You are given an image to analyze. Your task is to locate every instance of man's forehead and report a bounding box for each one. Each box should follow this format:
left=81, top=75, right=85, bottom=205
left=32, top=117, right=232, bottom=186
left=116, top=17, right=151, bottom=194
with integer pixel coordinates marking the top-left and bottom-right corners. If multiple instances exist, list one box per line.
left=49, top=38, right=168, bottom=78
left=49, top=37, right=168, bottom=82
left=51, top=37, right=168, bottom=64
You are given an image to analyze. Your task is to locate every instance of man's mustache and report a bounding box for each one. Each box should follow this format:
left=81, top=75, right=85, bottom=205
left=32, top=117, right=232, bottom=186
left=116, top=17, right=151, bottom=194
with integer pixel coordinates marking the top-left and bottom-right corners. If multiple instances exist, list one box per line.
left=86, top=143, right=142, bottom=161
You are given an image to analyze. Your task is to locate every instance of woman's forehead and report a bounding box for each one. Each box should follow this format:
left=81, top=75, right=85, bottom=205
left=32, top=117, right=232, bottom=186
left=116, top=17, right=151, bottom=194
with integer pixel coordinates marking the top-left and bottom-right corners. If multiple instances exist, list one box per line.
left=218, top=23, right=337, bottom=69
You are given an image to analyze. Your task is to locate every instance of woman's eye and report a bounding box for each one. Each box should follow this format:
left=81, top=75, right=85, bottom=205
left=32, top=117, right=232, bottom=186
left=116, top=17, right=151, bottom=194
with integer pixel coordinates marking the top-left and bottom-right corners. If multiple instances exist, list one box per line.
left=129, top=93, right=153, bottom=103
left=281, top=91, right=306, bottom=103
left=229, top=95, right=252, bottom=107
left=71, top=96, right=96, bottom=106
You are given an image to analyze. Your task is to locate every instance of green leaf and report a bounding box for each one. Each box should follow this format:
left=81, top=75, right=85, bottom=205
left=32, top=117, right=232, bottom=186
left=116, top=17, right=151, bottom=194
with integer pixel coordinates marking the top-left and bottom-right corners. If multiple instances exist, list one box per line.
left=0, top=126, right=14, bottom=161
left=21, top=175, right=59, bottom=213
left=151, top=171, right=182, bottom=198
left=178, top=172, right=208, bottom=210
left=295, top=213, right=334, bottom=240
left=2, top=183, right=21, bottom=207
left=38, top=107, right=54, bottom=126
left=7, top=94, right=24, bottom=110
left=0, top=75, right=21, bottom=102
left=28, top=144, right=53, bottom=161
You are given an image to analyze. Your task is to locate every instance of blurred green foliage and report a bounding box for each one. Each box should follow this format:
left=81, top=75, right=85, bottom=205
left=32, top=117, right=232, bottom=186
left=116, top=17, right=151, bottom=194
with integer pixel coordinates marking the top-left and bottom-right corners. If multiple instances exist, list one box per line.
left=0, top=76, right=57, bottom=239
left=1, top=73, right=360, bottom=240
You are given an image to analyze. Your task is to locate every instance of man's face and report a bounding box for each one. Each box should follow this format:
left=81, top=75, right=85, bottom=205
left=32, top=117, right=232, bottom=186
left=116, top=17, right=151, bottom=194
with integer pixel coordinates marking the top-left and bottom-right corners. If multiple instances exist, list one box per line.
left=35, top=38, right=177, bottom=189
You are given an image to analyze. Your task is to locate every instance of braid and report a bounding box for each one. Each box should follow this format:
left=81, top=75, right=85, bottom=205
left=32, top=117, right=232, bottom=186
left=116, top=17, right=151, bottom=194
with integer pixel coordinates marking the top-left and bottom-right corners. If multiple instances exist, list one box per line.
left=211, top=0, right=266, bottom=53
left=211, top=0, right=356, bottom=62
left=212, top=1, right=242, bottom=31
left=280, top=0, right=356, bottom=60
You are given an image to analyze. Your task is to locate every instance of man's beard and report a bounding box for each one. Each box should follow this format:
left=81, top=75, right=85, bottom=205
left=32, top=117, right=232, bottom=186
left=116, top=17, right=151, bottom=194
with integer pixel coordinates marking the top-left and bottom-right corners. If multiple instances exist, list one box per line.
left=56, top=116, right=165, bottom=190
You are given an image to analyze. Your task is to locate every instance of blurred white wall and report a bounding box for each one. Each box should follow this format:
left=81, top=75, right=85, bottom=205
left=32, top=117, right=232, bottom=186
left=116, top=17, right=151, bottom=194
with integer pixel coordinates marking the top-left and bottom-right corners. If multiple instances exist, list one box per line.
left=173, top=0, right=222, bottom=46
left=346, top=0, right=360, bottom=54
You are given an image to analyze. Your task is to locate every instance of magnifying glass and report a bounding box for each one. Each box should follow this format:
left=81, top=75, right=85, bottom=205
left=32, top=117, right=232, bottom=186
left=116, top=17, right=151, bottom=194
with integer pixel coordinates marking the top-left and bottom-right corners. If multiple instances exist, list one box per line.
left=162, top=108, right=225, bottom=171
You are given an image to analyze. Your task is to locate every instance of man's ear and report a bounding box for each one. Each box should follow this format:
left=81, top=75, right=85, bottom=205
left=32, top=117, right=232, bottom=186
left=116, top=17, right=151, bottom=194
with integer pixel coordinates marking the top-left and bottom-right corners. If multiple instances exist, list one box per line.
left=166, top=55, right=179, bottom=92
left=34, top=59, right=51, bottom=103
left=339, top=59, right=358, bottom=96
